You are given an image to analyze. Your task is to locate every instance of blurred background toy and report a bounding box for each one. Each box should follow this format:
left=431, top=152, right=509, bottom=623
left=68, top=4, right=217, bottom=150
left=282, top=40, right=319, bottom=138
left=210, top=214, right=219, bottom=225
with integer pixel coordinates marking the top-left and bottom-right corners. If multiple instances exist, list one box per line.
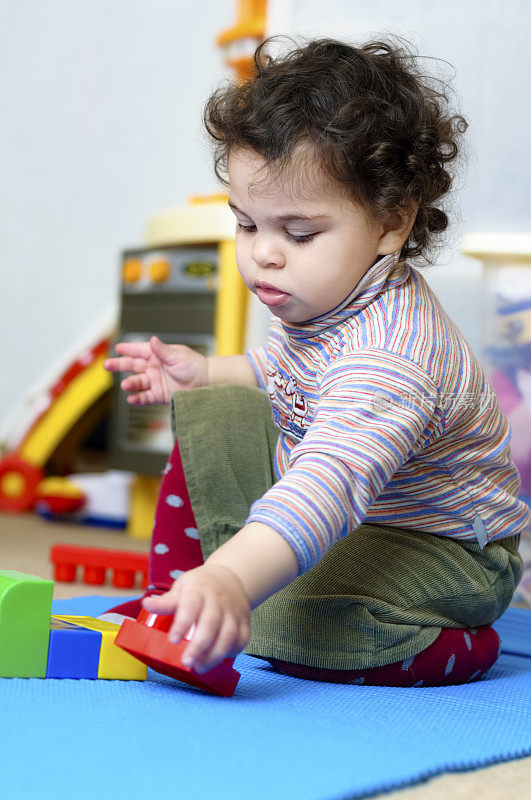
left=0, top=335, right=113, bottom=513
left=0, top=1, right=270, bottom=540
left=462, top=232, right=531, bottom=605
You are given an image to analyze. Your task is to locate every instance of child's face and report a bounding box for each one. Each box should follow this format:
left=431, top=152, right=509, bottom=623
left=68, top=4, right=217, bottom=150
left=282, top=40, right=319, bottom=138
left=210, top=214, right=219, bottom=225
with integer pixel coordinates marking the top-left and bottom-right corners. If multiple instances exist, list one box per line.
left=227, top=147, right=393, bottom=324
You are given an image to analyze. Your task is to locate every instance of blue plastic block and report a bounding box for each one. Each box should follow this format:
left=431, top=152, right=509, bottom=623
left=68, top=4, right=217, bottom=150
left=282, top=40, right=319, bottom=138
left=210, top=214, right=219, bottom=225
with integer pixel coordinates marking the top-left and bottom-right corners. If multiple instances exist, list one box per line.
left=46, top=617, right=102, bottom=679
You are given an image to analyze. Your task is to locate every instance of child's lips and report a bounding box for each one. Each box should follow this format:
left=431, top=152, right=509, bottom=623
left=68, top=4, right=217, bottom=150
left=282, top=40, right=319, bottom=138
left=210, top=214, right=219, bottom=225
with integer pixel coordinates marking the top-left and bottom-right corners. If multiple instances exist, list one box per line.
left=255, top=281, right=291, bottom=307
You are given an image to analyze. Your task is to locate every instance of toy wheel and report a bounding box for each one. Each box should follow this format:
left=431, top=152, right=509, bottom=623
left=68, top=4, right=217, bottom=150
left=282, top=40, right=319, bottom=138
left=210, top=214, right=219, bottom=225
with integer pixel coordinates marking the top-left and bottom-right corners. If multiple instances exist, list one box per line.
left=0, top=454, right=44, bottom=511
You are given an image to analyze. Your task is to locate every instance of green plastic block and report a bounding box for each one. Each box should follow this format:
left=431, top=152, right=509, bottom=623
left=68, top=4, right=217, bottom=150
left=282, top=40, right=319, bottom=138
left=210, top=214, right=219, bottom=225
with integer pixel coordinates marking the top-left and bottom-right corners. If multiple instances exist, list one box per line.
left=0, top=570, right=54, bottom=677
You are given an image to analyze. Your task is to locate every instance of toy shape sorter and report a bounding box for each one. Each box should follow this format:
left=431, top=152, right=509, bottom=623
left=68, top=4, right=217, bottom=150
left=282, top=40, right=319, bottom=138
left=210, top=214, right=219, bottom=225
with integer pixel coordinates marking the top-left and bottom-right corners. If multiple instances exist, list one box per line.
left=0, top=570, right=146, bottom=680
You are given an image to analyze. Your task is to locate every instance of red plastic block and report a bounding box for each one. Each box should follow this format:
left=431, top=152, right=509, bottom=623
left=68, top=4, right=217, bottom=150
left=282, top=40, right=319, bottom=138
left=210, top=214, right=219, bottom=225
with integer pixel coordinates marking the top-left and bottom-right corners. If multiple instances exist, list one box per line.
left=49, top=544, right=149, bottom=589
left=115, top=608, right=240, bottom=697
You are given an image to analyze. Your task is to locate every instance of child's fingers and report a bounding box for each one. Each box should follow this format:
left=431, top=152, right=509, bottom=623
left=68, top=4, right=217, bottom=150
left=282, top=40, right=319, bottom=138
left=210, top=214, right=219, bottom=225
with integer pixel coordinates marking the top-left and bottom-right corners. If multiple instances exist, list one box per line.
left=142, top=592, right=179, bottom=615
left=151, top=336, right=192, bottom=368
left=104, top=355, right=146, bottom=374
left=149, top=336, right=171, bottom=364
left=103, top=356, right=126, bottom=372
left=149, top=335, right=164, bottom=352
left=120, top=374, right=150, bottom=392
left=150, top=336, right=177, bottom=364
left=114, top=341, right=152, bottom=358
left=121, top=377, right=157, bottom=405
left=167, top=593, right=208, bottom=646
left=169, top=592, right=220, bottom=651
left=125, top=391, right=154, bottom=405
left=189, top=617, right=241, bottom=673
left=142, top=588, right=205, bottom=648
left=180, top=604, right=223, bottom=669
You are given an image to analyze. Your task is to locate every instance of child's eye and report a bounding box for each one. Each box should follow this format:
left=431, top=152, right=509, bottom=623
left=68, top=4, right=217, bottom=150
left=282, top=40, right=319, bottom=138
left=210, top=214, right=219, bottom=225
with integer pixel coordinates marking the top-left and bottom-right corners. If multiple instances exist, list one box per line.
left=235, top=222, right=317, bottom=245
left=285, top=231, right=318, bottom=245
left=236, top=222, right=256, bottom=234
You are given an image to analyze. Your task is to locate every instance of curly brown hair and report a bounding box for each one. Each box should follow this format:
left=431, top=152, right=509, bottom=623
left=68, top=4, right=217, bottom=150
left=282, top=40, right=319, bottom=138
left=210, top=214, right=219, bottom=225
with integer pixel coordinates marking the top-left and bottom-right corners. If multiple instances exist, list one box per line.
left=203, top=36, right=468, bottom=263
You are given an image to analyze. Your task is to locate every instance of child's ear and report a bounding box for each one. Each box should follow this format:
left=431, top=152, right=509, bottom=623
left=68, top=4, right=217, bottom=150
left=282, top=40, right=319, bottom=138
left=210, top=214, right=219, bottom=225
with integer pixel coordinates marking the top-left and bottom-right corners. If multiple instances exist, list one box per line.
left=377, top=204, right=418, bottom=255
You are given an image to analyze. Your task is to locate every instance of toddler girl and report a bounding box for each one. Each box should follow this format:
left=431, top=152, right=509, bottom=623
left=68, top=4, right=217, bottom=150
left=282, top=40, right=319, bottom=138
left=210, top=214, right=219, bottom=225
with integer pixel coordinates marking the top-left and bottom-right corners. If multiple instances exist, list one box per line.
left=103, top=37, right=527, bottom=687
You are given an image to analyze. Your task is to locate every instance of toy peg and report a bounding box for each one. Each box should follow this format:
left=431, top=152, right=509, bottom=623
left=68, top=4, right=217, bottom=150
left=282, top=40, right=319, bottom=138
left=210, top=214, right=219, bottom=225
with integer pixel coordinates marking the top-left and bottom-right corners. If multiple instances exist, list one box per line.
left=112, top=567, right=136, bottom=589
left=83, top=566, right=106, bottom=585
left=54, top=562, right=77, bottom=582
left=115, top=608, right=241, bottom=697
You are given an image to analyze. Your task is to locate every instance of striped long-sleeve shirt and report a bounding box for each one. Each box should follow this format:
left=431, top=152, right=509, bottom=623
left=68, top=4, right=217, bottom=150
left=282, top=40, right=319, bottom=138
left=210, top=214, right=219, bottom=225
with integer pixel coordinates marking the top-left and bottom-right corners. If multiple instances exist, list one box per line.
left=245, top=251, right=530, bottom=576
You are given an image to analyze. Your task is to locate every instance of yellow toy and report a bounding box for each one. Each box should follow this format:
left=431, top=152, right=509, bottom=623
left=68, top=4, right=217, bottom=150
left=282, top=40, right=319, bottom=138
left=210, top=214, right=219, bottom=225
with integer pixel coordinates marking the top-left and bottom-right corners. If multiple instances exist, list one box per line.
left=0, top=338, right=112, bottom=512
left=216, top=0, right=268, bottom=82
left=121, top=2, right=269, bottom=536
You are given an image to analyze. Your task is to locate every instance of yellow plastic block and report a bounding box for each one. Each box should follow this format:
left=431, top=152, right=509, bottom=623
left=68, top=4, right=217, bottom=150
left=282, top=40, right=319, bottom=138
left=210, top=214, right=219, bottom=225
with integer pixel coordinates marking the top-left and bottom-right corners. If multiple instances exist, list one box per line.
left=54, top=616, right=147, bottom=681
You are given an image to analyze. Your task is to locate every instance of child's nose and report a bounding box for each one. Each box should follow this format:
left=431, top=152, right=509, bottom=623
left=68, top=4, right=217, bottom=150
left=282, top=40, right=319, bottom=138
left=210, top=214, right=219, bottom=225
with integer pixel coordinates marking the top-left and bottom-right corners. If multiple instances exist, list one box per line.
left=252, top=235, right=285, bottom=268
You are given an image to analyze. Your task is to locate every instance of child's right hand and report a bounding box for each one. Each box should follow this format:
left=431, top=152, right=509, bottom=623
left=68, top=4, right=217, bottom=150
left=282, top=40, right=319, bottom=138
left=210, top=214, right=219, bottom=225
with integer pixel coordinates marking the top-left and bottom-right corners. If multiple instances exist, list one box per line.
left=103, top=335, right=209, bottom=405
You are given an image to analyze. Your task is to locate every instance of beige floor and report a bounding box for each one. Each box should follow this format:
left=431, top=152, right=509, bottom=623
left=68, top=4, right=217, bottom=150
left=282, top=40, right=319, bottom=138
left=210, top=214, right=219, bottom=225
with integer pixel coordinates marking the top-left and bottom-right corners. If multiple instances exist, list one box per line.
left=0, top=511, right=149, bottom=599
left=1, top=510, right=530, bottom=798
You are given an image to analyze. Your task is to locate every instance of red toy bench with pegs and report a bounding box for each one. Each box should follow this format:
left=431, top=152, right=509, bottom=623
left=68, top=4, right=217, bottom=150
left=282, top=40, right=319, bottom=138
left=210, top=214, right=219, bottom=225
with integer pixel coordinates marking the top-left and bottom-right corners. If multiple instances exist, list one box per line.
left=50, top=543, right=149, bottom=589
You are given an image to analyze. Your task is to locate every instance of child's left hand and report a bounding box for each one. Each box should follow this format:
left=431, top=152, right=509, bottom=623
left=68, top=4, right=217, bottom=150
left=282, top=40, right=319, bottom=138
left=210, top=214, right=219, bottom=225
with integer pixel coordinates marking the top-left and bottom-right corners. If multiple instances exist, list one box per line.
left=141, top=564, right=251, bottom=674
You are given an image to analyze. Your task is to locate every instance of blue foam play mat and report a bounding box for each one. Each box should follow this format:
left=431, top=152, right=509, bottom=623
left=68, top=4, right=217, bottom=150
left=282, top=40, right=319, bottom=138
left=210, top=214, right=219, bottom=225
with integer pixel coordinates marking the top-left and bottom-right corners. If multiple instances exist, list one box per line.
left=1, top=596, right=530, bottom=800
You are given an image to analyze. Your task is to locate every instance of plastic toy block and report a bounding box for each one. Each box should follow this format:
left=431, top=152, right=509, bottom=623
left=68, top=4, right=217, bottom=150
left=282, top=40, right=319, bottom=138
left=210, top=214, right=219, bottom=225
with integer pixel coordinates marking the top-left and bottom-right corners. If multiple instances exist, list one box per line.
left=115, top=609, right=240, bottom=697
left=0, top=570, right=54, bottom=677
left=54, top=615, right=147, bottom=680
left=50, top=543, right=149, bottom=589
left=46, top=617, right=101, bottom=679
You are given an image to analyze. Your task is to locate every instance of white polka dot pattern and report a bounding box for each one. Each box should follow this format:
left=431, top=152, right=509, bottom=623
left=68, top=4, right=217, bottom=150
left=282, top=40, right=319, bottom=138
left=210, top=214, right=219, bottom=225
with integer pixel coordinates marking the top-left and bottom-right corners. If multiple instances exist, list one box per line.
left=401, top=656, right=415, bottom=671
left=169, top=569, right=185, bottom=580
left=445, top=653, right=456, bottom=675
left=166, top=494, right=184, bottom=508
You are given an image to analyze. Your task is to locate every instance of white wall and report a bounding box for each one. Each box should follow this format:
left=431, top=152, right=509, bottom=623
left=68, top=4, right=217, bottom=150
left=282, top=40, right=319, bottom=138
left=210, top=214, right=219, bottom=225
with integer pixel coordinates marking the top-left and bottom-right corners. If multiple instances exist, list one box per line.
left=0, top=0, right=232, bottom=430
left=2, top=0, right=530, bottom=434
left=268, top=0, right=531, bottom=350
